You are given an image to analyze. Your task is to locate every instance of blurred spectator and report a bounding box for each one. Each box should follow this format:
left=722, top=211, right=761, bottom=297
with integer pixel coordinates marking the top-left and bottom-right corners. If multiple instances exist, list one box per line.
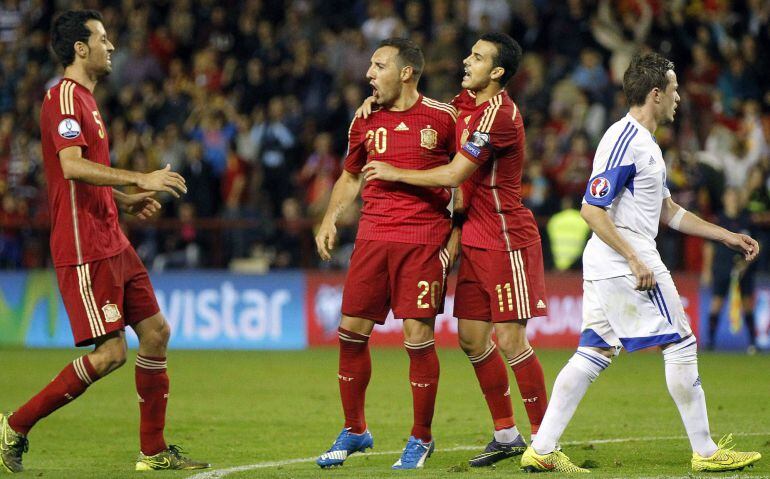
left=552, top=131, right=593, bottom=198
left=251, top=97, right=296, bottom=211
left=361, top=0, right=404, bottom=49
left=546, top=196, right=589, bottom=271
left=570, top=48, right=609, bottom=104
left=153, top=202, right=201, bottom=271
left=298, top=132, right=340, bottom=219
left=180, top=141, right=219, bottom=217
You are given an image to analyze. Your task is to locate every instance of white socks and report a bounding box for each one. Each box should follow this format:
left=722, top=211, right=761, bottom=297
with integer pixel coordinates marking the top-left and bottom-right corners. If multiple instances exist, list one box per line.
left=531, top=347, right=611, bottom=454
left=663, top=338, right=718, bottom=457
left=494, top=425, right=520, bottom=444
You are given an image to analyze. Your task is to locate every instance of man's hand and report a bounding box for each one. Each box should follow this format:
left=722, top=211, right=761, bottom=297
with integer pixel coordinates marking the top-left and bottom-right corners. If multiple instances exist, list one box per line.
left=445, top=227, right=461, bottom=270
left=362, top=161, right=401, bottom=182
left=118, top=191, right=161, bottom=220
left=723, top=232, right=760, bottom=262
left=355, top=96, right=376, bottom=119
left=137, top=164, right=188, bottom=197
left=628, top=257, right=655, bottom=291
left=315, top=220, right=337, bottom=261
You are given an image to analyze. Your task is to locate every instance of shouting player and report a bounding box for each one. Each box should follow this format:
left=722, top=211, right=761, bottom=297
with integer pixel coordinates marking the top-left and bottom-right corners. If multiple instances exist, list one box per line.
left=314, top=38, right=457, bottom=470
left=362, top=33, right=550, bottom=467
left=0, top=10, right=208, bottom=473
left=520, top=53, right=762, bottom=473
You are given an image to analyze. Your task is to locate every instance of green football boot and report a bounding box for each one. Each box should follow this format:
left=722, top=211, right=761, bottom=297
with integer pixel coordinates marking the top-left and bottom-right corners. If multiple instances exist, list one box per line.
left=0, top=413, right=28, bottom=473
left=135, top=444, right=210, bottom=471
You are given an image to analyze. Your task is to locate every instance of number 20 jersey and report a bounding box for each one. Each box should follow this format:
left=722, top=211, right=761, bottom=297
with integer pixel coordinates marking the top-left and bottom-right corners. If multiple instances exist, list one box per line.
left=343, top=95, right=457, bottom=246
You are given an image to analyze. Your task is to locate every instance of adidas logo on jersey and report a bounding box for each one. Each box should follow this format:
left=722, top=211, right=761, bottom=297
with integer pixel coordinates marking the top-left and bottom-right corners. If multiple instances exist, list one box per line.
left=394, top=122, right=409, bottom=131
left=649, top=156, right=656, bottom=166
left=537, top=300, right=546, bottom=309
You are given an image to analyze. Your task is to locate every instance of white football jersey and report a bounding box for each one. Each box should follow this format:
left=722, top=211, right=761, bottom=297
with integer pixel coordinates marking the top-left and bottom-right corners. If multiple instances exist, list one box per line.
left=582, top=113, right=671, bottom=280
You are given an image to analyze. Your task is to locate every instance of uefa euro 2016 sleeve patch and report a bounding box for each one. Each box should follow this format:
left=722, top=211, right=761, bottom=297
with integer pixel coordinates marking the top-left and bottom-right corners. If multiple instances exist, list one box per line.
left=58, top=118, right=82, bottom=139
left=589, top=177, right=611, bottom=199
left=461, top=131, right=490, bottom=158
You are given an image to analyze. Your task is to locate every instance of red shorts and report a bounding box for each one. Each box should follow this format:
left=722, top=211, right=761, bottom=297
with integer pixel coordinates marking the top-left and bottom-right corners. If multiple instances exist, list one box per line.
left=454, top=243, right=548, bottom=322
left=55, top=246, right=160, bottom=347
left=341, top=239, right=449, bottom=323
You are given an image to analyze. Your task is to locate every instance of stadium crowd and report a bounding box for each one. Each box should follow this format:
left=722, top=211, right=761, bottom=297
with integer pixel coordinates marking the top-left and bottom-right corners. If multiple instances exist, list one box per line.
left=0, top=0, right=768, bottom=272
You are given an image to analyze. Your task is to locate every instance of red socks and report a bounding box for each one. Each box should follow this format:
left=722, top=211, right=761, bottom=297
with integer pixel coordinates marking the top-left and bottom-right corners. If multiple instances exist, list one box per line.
left=338, top=327, right=371, bottom=434
left=9, top=356, right=99, bottom=435
left=508, top=347, right=548, bottom=434
left=135, top=355, right=169, bottom=456
left=405, top=340, right=439, bottom=442
left=468, top=344, right=515, bottom=430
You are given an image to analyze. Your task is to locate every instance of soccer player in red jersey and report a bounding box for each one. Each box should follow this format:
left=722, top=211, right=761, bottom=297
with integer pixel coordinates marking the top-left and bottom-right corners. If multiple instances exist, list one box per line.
left=314, top=38, right=457, bottom=470
left=363, top=33, right=550, bottom=467
left=0, top=11, right=208, bottom=473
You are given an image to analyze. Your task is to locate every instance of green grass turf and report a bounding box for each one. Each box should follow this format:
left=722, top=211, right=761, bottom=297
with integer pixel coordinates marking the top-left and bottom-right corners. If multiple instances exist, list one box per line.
left=0, top=347, right=768, bottom=478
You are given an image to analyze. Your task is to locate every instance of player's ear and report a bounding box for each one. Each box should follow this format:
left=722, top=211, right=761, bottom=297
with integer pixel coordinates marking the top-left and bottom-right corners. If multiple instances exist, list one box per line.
left=401, top=65, right=413, bottom=82
left=490, top=66, right=504, bottom=82
left=74, top=41, right=89, bottom=59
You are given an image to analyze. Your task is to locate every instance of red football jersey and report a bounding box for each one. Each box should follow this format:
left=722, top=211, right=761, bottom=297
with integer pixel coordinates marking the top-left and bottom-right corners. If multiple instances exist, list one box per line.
left=344, top=95, right=457, bottom=245
left=452, top=90, right=540, bottom=252
left=40, top=78, right=129, bottom=267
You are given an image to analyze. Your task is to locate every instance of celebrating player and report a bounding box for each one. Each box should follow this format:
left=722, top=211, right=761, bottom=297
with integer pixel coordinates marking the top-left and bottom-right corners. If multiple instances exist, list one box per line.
left=0, top=10, right=209, bottom=473
left=314, top=38, right=457, bottom=470
left=519, top=52, right=762, bottom=473
left=362, top=33, right=550, bottom=467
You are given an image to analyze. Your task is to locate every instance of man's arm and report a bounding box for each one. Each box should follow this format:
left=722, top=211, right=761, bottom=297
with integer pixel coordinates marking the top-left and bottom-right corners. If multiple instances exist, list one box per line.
left=315, top=170, right=363, bottom=261
left=362, top=152, right=479, bottom=188
left=580, top=203, right=655, bottom=290
left=660, top=197, right=759, bottom=261
left=60, top=146, right=187, bottom=197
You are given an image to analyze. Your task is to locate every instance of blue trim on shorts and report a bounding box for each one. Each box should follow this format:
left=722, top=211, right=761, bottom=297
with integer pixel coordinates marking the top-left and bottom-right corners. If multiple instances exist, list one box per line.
left=578, top=329, right=612, bottom=348
left=654, top=284, right=671, bottom=324
left=620, top=333, right=682, bottom=352
left=575, top=350, right=610, bottom=370
left=647, top=288, right=672, bottom=325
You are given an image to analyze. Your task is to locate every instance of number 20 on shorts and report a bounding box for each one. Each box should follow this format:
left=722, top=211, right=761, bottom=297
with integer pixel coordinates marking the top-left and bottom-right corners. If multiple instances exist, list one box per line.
left=417, top=280, right=442, bottom=309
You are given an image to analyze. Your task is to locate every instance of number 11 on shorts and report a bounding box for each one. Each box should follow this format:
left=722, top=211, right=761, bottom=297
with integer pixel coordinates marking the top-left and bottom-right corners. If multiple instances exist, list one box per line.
left=495, top=283, right=514, bottom=312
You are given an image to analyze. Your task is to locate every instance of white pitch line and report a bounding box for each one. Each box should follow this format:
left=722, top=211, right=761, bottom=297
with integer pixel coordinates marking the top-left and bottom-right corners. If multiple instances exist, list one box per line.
left=189, top=432, right=769, bottom=479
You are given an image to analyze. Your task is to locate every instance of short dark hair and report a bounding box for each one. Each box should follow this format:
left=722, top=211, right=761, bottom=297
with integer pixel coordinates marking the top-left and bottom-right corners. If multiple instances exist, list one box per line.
left=479, top=32, right=522, bottom=86
left=623, top=52, right=675, bottom=106
left=378, top=37, right=424, bottom=80
left=51, top=10, right=103, bottom=67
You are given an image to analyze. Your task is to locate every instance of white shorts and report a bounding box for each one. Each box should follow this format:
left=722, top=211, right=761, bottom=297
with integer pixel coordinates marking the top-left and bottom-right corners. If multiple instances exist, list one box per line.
left=579, top=272, right=692, bottom=352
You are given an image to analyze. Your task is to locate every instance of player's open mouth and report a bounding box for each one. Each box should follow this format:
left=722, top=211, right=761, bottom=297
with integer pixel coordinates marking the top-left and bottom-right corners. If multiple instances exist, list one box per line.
left=371, top=83, right=378, bottom=97
left=462, top=67, right=470, bottom=82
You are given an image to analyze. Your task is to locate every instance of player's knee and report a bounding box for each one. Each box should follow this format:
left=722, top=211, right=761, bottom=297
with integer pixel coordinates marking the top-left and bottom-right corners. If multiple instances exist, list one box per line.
left=568, top=346, right=612, bottom=382
left=139, top=317, right=171, bottom=351
left=458, top=335, right=487, bottom=357
left=496, top=335, right=530, bottom=359
left=662, top=337, right=697, bottom=365
left=91, top=339, right=127, bottom=375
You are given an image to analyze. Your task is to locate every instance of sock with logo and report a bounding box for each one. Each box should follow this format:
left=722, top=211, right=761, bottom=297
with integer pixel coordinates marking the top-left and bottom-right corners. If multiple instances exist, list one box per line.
left=405, top=340, right=439, bottom=442
left=508, top=347, right=548, bottom=435
left=338, top=327, right=371, bottom=434
left=9, top=356, right=99, bottom=435
left=663, top=338, right=718, bottom=457
left=468, top=344, right=515, bottom=431
left=136, top=355, right=169, bottom=456
left=532, top=347, right=610, bottom=454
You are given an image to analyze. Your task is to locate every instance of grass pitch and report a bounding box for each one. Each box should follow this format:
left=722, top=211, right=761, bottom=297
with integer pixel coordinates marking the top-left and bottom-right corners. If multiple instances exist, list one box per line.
left=0, top=347, right=768, bottom=478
